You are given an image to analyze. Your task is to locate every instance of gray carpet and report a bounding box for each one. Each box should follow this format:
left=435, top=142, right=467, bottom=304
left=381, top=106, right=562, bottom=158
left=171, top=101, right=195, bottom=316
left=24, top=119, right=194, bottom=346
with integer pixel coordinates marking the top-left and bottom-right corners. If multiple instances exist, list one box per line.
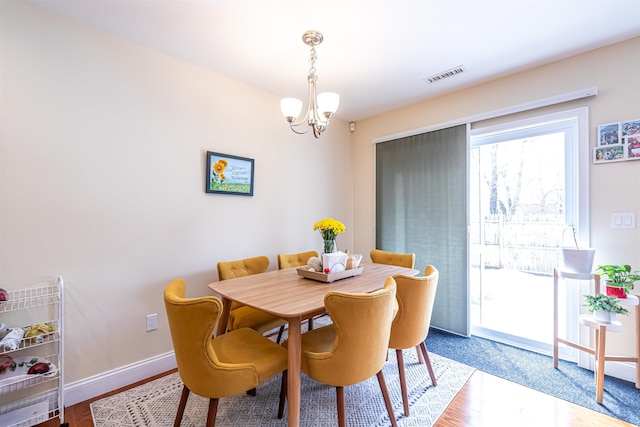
left=427, top=328, right=640, bottom=426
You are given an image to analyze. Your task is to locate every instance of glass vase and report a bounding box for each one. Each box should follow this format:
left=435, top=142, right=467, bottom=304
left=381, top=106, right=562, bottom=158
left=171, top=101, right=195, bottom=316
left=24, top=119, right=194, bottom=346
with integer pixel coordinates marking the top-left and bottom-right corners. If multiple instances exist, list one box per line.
left=323, top=239, right=337, bottom=254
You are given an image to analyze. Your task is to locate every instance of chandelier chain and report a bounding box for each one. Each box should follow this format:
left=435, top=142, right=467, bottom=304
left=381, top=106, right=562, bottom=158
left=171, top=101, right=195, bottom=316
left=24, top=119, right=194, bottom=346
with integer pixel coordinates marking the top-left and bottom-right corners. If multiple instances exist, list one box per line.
left=308, top=45, right=317, bottom=76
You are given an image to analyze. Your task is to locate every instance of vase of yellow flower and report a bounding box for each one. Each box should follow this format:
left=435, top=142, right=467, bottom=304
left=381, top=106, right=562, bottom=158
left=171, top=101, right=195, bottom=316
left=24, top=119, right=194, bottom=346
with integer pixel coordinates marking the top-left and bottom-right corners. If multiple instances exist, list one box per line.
left=313, top=218, right=345, bottom=254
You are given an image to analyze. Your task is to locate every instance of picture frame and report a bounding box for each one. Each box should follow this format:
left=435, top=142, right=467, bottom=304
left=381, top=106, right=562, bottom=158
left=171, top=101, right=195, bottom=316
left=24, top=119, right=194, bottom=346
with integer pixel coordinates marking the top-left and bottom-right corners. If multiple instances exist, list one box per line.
left=598, top=122, right=621, bottom=146
left=205, top=151, right=254, bottom=196
left=626, top=136, right=640, bottom=160
left=594, top=145, right=624, bottom=164
left=622, top=119, right=640, bottom=138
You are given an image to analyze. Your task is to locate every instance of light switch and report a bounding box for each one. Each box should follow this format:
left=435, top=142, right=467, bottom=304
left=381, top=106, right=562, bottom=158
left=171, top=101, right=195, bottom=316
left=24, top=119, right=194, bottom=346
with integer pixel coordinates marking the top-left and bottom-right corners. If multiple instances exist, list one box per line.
left=614, top=214, right=623, bottom=226
left=611, top=212, right=636, bottom=229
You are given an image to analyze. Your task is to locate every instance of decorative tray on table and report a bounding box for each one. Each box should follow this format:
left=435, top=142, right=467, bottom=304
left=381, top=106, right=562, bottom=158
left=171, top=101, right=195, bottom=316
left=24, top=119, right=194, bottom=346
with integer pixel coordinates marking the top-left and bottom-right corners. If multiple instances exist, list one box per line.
left=296, top=266, right=364, bottom=283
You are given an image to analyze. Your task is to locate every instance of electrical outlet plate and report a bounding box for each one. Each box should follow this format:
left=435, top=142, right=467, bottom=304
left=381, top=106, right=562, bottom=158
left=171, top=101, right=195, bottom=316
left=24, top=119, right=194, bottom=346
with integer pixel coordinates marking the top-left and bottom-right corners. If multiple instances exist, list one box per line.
left=146, top=313, right=158, bottom=331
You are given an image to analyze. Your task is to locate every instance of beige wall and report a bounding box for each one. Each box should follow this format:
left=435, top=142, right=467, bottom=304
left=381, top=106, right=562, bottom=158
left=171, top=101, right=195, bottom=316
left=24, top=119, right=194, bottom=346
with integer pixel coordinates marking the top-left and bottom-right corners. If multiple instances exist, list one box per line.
left=1, top=0, right=352, bottom=385
left=351, top=37, right=640, bottom=359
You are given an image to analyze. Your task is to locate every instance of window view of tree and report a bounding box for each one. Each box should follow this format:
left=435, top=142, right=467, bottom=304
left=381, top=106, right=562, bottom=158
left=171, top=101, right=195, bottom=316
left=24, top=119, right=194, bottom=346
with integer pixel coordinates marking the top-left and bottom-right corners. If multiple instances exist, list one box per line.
left=471, top=130, right=569, bottom=348
left=485, top=136, right=565, bottom=218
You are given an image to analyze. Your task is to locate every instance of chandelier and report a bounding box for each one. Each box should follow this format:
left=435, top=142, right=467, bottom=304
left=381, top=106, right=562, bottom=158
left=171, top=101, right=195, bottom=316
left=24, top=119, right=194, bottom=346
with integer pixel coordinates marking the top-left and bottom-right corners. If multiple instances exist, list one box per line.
left=280, top=30, right=339, bottom=139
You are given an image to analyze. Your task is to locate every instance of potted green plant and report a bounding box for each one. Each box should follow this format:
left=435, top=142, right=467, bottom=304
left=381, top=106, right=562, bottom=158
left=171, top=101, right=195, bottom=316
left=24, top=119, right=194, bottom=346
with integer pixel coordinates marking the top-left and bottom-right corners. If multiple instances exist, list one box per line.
left=594, top=264, right=640, bottom=299
left=583, top=293, right=629, bottom=323
left=560, top=226, right=595, bottom=275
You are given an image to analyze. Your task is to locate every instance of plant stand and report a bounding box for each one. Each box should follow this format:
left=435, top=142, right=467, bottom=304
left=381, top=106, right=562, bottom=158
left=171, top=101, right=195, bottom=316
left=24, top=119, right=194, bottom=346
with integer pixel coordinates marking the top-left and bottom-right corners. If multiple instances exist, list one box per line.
left=579, top=314, right=623, bottom=404
left=553, top=268, right=640, bottom=404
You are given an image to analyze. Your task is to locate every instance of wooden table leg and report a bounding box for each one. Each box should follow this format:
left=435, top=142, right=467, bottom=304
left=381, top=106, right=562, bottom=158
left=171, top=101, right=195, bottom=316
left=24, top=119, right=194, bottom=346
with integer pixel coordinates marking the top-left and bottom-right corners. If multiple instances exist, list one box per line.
left=287, top=317, right=302, bottom=427
left=216, top=297, right=232, bottom=337
left=596, top=324, right=606, bottom=404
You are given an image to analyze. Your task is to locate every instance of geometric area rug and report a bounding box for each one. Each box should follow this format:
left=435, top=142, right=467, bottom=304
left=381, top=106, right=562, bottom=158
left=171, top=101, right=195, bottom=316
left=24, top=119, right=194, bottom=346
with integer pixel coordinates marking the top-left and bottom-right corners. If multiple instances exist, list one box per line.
left=90, top=350, right=474, bottom=427
left=92, top=310, right=474, bottom=427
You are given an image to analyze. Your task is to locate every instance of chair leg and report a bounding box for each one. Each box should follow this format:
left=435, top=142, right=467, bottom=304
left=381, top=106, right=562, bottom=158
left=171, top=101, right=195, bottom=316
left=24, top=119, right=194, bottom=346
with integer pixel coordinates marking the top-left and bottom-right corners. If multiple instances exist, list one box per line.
left=205, top=398, right=219, bottom=427
left=308, top=317, right=314, bottom=331
left=376, top=370, right=398, bottom=427
left=420, top=341, right=437, bottom=386
left=174, top=385, right=190, bottom=427
left=336, top=386, right=346, bottom=427
left=276, top=325, right=285, bottom=343
left=278, top=370, right=288, bottom=419
left=396, top=349, right=410, bottom=416
left=416, top=345, right=425, bottom=364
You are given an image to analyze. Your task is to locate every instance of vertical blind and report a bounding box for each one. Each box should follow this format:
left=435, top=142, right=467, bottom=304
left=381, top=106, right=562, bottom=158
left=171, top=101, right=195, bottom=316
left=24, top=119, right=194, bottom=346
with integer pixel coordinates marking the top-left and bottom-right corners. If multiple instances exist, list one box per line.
left=375, top=124, right=469, bottom=335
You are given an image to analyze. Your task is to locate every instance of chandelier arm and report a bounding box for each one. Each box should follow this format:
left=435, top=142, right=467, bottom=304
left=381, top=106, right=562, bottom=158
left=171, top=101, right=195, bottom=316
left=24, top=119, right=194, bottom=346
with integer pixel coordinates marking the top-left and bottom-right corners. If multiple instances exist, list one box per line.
left=289, top=123, right=311, bottom=135
left=288, top=95, right=314, bottom=128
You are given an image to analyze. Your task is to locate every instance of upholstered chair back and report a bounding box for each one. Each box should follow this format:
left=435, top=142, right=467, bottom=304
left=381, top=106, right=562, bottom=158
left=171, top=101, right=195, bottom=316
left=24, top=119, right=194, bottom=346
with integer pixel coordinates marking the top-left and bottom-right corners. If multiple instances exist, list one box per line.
left=217, top=255, right=270, bottom=279
left=217, top=255, right=269, bottom=311
left=277, top=250, right=319, bottom=269
left=370, top=249, right=415, bottom=269
left=302, top=277, right=397, bottom=386
left=389, top=265, right=439, bottom=349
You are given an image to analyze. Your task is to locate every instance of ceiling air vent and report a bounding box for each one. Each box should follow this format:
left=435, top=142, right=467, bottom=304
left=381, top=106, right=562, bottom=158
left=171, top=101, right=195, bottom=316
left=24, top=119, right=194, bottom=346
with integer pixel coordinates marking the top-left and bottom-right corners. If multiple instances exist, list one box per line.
left=423, top=65, right=466, bottom=84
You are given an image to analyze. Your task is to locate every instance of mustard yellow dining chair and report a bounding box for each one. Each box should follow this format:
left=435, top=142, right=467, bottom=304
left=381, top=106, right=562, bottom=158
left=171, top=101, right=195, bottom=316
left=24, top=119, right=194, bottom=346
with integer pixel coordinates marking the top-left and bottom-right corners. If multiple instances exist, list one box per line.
left=277, top=250, right=320, bottom=330
left=284, top=277, right=399, bottom=427
left=163, top=279, right=288, bottom=427
left=389, top=265, right=439, bottom=416
left=277, top=250, right=319, bottom=270
left=370, top=249, right=416, bottom=268
left=217, top=255, right=287, bottom=343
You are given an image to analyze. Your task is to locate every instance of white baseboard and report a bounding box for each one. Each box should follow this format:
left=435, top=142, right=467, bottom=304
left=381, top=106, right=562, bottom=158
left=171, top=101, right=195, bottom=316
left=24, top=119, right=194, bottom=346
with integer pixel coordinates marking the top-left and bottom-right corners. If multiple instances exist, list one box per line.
left=578, top=346, right=638, bottom=383
left=64, top=352, right=177, bottom=406
left=582, top=357, right=638, bottom=385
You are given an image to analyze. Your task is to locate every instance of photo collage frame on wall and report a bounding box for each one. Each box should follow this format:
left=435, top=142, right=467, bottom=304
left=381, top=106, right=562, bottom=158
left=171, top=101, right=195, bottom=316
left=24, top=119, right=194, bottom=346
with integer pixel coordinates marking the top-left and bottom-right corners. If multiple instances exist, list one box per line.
left=594, top=119, right=640, bottom=164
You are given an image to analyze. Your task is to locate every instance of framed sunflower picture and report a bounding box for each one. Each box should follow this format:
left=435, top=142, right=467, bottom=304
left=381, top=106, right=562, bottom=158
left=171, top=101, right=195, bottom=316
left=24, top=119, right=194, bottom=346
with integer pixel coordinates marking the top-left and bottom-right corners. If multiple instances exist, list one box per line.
left=205, top=151, right=254, bottom=196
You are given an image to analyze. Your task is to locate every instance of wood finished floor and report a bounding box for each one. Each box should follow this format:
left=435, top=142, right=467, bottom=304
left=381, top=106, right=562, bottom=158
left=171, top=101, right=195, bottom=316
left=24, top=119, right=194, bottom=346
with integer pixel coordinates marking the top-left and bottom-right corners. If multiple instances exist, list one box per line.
left=37, top=369, right=634, bottom=427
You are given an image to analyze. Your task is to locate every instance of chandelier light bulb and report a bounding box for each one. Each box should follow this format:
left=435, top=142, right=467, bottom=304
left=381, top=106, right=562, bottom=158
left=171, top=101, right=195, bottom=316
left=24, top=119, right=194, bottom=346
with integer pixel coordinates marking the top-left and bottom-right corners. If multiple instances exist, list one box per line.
left=281, top=98, right=303, bottom=122
left=317, top=92, right=339, bottom=115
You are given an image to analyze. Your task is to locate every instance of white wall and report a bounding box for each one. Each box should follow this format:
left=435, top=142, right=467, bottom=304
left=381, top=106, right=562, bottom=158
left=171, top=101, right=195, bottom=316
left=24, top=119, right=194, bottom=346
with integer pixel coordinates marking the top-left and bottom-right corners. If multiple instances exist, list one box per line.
left=1, top=0, right=352, bottom=389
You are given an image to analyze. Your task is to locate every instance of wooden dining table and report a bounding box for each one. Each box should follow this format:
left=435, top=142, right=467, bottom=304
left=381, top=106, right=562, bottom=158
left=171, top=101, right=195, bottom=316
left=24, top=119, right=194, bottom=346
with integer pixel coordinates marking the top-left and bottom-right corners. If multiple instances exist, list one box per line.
left=208, top=262, right=419, bottom=427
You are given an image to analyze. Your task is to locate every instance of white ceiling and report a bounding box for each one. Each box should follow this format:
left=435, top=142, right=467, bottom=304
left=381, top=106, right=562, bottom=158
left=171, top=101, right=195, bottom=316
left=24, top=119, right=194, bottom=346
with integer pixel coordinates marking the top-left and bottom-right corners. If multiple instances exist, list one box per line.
left=26, top=0, right=640, bottom=121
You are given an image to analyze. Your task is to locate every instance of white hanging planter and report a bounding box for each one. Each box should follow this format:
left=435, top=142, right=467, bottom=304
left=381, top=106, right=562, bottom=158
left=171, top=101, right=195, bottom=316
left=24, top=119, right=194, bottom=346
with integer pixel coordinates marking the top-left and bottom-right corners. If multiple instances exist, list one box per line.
left=561, top=248, right=595, bottom=275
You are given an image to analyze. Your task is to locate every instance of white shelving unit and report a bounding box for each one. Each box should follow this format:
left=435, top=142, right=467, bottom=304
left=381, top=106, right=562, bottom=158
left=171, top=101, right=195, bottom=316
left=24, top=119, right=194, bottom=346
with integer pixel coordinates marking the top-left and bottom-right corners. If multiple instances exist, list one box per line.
left=0, top=277, right=66, bottom=427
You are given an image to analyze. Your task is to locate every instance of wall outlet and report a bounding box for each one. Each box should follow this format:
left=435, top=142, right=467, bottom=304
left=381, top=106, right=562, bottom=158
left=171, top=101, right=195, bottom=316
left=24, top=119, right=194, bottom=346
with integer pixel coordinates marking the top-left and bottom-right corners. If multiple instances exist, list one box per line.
left=146, top=313, right=158, bottom=332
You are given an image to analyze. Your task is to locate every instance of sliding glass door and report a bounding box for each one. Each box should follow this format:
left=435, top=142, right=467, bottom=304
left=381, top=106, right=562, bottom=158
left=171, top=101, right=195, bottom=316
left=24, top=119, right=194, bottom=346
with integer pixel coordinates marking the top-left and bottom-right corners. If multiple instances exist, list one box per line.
left=374, top=107, right=589, bottom=355
left=470, top=109, right=588, bottom=355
